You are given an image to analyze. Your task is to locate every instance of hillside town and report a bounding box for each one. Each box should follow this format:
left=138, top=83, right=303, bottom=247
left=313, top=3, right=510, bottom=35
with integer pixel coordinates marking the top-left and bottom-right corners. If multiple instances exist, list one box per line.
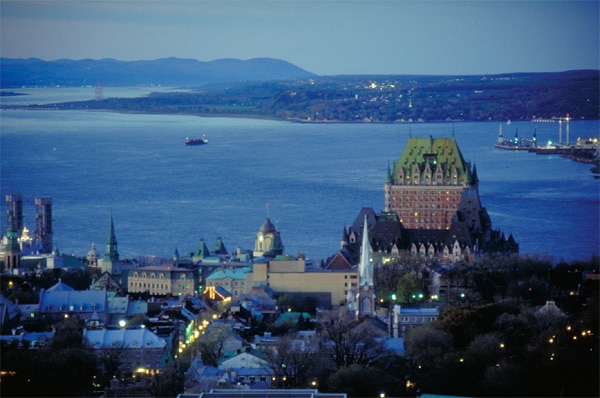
left=1, top=137, right=597, bottom=398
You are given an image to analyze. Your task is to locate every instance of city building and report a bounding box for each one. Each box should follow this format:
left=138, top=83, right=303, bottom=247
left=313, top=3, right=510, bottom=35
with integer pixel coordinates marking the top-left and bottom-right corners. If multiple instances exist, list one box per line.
left=38, top=280, right=109, bottom=323
left=2, top=195, right=56, bottom=271
left=128, top=264, right=199, bottom=297
left=203, top=219, right=357, bottom=308
left=83, top=326, right=172, bottom=374
left=34, top=197, right=53, bottom=254
left=253, top=218, right=284, bottom=258
left=390, top=304, right=440, bottom=338
left=5, top=194, right=23, bottom=237
left=205, top=267, right=252, bottom=301
left=383, top=136, right=518, bottom=257
left=97, top=214, right=137, bottom=286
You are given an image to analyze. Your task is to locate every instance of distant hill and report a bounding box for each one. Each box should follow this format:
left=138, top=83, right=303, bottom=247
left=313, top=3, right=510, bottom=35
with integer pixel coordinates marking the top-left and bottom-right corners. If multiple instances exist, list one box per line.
left=0, top=57, right=316, bottom=87
left=11, top=70, right=595, bottom=122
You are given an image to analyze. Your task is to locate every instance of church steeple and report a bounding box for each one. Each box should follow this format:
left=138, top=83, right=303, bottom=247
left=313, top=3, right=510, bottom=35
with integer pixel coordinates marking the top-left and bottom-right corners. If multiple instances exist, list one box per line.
left=356, top=215, right=375, bottom=317
left=359, top=215, right=373, bottom=288
left=104, top=213, right=119, bottom=262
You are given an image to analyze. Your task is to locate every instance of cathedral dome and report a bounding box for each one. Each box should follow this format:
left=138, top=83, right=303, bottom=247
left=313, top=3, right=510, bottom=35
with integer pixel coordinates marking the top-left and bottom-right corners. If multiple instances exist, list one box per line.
left=259, top=218, right=277, bottom=234
left=87, top=243, right=98, bottom=263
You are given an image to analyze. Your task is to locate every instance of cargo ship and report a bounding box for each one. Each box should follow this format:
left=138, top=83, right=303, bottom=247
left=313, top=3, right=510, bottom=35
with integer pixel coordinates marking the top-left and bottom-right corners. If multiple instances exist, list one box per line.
left=185, top=135, right=208, bottom=145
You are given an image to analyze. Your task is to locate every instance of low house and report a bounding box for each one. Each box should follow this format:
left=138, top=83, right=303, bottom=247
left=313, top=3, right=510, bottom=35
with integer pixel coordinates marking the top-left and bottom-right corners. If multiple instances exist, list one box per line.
left=390, top=304, right=439, bottom=338
left=205, top=267, right=252, bottom=301
left=217, top=348, right=271, bottom=386
left=83, top=326, right=172, bottom=374
left=0, top=330, right=54, bottom=349
left=38, top=280, right=109, bottom=323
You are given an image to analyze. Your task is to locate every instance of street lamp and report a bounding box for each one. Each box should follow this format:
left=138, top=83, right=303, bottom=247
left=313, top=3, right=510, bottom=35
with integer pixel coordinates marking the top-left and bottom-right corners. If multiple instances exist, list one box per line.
left=119, top=320, right=126, bottom=328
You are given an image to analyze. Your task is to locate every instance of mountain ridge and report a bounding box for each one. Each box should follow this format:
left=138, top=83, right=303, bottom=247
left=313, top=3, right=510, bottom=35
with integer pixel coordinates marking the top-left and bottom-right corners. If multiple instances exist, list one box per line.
left=0, top=57, right=317, bottom=88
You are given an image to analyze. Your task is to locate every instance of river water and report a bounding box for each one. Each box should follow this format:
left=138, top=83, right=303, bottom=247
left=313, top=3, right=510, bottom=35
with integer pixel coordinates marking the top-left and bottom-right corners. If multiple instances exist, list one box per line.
left=1, top=87, right=598, bottom=263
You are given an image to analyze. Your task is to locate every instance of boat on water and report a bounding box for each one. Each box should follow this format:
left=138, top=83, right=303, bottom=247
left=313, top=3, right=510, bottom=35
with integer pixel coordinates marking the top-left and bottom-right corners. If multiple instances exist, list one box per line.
left=494, top=123, right=537, bottom=150
left=185, top=135, right=208, bottom=145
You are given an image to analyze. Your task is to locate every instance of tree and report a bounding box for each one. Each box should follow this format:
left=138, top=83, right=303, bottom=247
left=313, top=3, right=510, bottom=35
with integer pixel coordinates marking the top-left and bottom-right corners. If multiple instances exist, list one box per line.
left=197, top=322, right=230, bottom=367
left=1, top=318, right=98, bottom=397
left=317, top=310, right=388, bottom=369
left=327, top=364, right=396, bottom=397
left=265, top=336, right=317, bottom=388
left=396, top=273, right=421, bottom=303
left=148, top=365, right=185, bottom=398
left=404, top=325, right=456, bottom=394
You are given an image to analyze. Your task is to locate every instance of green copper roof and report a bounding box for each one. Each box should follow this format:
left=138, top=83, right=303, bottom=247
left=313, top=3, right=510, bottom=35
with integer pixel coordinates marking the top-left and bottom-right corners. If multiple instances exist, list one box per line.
left=206, top=266, right=251, bottom=280
left=193, top=239, right=211, bottom=260
left=392, top=137, right=471, bottom=184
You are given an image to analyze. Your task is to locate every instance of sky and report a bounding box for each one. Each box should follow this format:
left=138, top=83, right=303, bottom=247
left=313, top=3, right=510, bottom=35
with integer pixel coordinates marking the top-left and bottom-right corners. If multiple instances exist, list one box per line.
left=1, top=0, right=598, bottom=76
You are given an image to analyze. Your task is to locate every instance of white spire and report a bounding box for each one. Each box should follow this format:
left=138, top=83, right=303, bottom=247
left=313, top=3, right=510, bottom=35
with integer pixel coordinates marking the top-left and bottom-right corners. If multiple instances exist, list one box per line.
left=359, top=215, right=372, bottom=287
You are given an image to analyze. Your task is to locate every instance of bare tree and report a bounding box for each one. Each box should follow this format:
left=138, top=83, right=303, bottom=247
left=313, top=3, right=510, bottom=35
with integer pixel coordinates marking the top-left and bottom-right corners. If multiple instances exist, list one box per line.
left=197, top=322, right=230, bottom=367
left=317, top=310, right=388, bottom=369
left=265, top=336, right=317, bottom=388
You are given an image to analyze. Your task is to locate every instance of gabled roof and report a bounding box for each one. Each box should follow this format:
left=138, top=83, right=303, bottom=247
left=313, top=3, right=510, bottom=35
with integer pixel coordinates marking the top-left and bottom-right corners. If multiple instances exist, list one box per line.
left=40, top=288, right=107, bottom=313
left=0, top=294, right=20, bottom=323
left=325, top=252, right=353, bottom=270
left=217, top=349, right=268, bottom=368
left=46, top=279, right=75, bottom=292
left=83, top=327, right=167, bottom=349
left=193, top=239, right=211, bottom=260
left=91, top=272, right=122, bottom=291
left=351, top=207, right=377, bottom=234
left=213, top=237, right=228, bottom=255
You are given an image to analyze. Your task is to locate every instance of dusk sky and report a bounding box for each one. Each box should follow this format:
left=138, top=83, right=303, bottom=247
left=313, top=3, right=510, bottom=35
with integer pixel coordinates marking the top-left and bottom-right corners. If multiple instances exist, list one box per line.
left=1, top=0, right=598, bottom=76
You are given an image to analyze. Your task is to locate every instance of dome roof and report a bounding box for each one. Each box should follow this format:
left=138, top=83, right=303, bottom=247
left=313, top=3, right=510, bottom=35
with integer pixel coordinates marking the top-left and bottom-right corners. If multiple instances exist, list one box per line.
left=87, top=243, right=98, bottom=261
left=259, top=218, right=277, bottom=234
